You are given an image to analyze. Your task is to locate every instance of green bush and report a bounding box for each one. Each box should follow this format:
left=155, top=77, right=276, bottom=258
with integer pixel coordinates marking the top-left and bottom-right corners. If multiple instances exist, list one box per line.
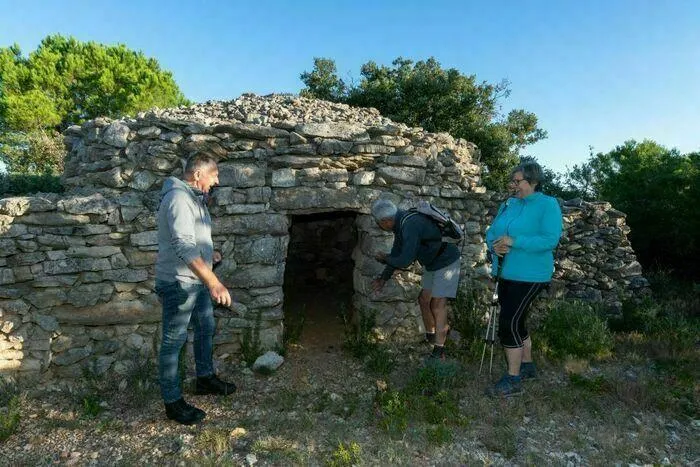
left=327, top=441, right=362, bottom=467
left=540, top=300, right=613, bottom=359
left=374, top=389, right=409, bottom=437
left=0, top=395, right=21, bottom=442
left=0, top=172, right=63, bottom=196
left=241, top=311, right=263, bottom=367
left=451, top=288, right=488, bottom=359
left=610, top=297, right=661, bottom=333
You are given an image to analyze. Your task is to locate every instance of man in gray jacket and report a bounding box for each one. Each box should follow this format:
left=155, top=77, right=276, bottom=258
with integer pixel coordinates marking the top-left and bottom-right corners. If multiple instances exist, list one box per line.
left=155, top=152, right=235, bottom=425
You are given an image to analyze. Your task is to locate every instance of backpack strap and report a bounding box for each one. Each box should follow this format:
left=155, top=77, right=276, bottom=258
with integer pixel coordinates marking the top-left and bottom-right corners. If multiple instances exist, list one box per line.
left=400, top=209, right=448, bottom=262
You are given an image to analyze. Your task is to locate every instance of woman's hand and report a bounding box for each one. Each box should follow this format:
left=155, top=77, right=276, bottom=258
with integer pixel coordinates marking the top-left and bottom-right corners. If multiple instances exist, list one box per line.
left=493, top=236, right=513, bottom=256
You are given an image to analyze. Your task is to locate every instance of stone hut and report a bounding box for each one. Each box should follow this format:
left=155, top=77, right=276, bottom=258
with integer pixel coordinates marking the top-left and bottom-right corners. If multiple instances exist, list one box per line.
left=0, top=94, right=647, bottom=378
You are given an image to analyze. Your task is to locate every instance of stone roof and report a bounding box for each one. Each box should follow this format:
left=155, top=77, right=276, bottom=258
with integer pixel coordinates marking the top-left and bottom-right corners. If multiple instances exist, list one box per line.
left=140, top=93, right=411, bottom=130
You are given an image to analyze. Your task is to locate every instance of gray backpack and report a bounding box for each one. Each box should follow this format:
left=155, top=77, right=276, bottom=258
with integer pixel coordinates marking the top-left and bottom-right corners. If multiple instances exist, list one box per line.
left=401, top=200, right=464, bottom=243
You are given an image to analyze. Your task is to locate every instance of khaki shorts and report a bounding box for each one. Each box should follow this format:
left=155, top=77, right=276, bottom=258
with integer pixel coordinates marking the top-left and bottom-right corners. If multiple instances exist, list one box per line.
left=421, top=259, right=461, bottom=298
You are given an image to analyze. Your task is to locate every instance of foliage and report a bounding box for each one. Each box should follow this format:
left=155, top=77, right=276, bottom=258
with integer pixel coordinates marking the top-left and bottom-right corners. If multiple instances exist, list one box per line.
left=0, top=171, right=63, bottom=195
left=374, top=389, right=409, bottom=437
left=343, top=307, right=396, bottom=374
left=0, top=376, right=20, bottom=407
left=451, top=288, right=488, bottom=359
left=560, top=140, right=700, bottom=277
left=81, top=394, right=104, bottom=418
left=0, top=34, right=189, bottom=174
left=300, top=57, right=546, bottom=189
left=327, top=441, right=362, bottom=467
left=241, top=310, right=263, bottom=367
left=0, top=395, right=21, bottom=442
left=540, top=300, right=614, bottom=359
left=0, top=129, right=65, bottom=175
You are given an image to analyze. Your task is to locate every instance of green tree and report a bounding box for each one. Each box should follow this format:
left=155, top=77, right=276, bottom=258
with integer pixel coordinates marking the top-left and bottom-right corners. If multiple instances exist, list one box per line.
left=0, top=34, right=189, bottom=175
left=564, top=140, right=699, bottom=277
left=300, top=57, right=547, bottom=188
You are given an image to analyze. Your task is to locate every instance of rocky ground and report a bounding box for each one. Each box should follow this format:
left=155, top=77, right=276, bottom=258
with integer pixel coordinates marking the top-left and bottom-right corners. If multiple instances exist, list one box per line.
left=1, top=294, right=698, bottom=466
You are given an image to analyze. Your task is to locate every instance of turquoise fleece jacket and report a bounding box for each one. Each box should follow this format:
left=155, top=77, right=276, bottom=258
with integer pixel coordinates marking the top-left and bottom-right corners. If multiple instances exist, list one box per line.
left=485, top=192, right=562, bottom=283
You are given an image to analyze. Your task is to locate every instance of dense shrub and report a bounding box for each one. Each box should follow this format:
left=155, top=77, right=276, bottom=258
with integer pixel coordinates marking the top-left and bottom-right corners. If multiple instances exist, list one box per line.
left=0, top=172, right=63, bottom=196
left=540, top=300, right=614, bottom=359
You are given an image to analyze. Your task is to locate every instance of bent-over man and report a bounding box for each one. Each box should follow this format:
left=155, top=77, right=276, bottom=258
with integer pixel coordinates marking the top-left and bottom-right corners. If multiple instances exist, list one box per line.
left=370, top=199, right=461, bottom=360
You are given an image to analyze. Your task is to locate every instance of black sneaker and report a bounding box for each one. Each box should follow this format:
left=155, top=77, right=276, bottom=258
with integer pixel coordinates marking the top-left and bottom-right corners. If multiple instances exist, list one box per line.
left=520, top=362, right=537, bottom=380
left=425, top=332, right=436, bottom=344
left=164, top=398, right=206, bottom=425
left=485, top=374, right=523, bottom=398
left=195, top=374, right=237, bottom=395
left=425, top=345, right=446, bottom=364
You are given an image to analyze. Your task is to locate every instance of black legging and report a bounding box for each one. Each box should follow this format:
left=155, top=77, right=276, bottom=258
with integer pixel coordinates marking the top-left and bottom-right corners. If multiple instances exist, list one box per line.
left=497, top=279, right=548, bottom=348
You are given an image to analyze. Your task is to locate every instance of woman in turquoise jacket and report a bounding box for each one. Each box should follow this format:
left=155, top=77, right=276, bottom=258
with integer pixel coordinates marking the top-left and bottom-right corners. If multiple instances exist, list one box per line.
left=485, top=161, right=562, bottom=397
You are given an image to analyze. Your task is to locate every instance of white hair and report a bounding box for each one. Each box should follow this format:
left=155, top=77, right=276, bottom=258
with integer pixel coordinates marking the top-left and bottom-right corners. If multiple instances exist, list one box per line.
left=371, top=199, right=397, bottom=221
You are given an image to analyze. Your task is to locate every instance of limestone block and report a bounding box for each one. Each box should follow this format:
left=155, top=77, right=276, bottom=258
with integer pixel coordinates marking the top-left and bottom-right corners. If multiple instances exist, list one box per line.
left=33, top=275, right=78, bottom=288
left=219, top=163, right=266, bottom=188
left=352, top=171, right=375, bottom=186
left=130, top=230, right=158, bottom=246
left=0, top=196, right=57, bottom=216
left=52, top=296, right=160, bottom=325
left=43, top=258, right=111, bottom=275
left=66, top=283, right=115, bottom=307
left=66, top=246, right=122, bottom=258
left=58, top=193, right=119, bottom=215
left=53, top=346, right=92, bottom=366
left=295, top=123, right=369, bottom=141
left=102, top=121, right=130, bottom=147
left=212, top=215, right=289, bottom=236
left=19, top=212, right=91, bottom=226
left=317, top=139, right=353, bottom=155
left=7, top=252, right=45, bottom=266
left=233, top=236, right=288, bottom=265
left=352, top=143, right=394, bottom=154
left=34, top=314, right=59, bottom=332
left=271, top=168, right=297, bottom=187
left=377, top=166, right=426, bottom=185
left=102, top=268, right=148, bottom=283
left=129, top=171, right=158, bottom=191
left=229, top=264, right=284, bottom=288
left=137, top=126, right=161, bottom=137
left=212, top=123, right=289, bottom=139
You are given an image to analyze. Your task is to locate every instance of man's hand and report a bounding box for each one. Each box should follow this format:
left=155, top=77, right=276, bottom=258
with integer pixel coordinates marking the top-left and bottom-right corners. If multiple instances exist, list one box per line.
left=371, top=278, right=386, bottom=293
left=213, top=250, right=222, bottom=264
left=375, top=252, right=388, bottom=264
left=210, top=281, right=232, bottom=307
left=493, top=236, right=513, bottom=256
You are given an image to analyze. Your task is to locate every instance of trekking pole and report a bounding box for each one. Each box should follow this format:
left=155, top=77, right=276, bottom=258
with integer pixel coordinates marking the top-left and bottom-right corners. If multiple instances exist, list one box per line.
left=479, top=255, right=504, bottom=375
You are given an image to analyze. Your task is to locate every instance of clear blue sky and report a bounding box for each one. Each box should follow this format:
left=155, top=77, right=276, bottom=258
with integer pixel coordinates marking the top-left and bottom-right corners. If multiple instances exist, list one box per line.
left=2, top=0, right=699, bottom=173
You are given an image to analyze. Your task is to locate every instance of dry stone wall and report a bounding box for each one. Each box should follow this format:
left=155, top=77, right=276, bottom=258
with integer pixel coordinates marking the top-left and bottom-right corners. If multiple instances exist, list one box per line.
left=0, top=94, right=648, bottom=378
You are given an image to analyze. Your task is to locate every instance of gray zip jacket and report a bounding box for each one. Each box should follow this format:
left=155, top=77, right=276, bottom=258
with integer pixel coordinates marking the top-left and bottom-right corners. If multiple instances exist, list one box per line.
left=155, top=176, right=213, bottom=283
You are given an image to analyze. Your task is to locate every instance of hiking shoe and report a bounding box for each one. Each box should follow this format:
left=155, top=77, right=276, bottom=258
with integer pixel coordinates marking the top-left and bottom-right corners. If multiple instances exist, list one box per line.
left=520, top=362, right=537, bottom=380
left=195, top=374, right=237, bottom=395
left=425, top=332, right=436, bottom=344
left=425, top=345, right=446, bottom=364
left=164, top=398, right=206, bottom=425
left=486, top=374, right=523, bottom=398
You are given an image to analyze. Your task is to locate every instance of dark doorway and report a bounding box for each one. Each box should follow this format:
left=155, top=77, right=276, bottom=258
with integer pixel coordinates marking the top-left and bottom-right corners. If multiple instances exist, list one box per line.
left=283, top=211, right=358, bottom=350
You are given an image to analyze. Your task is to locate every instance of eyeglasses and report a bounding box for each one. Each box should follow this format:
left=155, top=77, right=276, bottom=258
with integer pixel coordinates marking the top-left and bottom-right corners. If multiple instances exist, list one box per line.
left=510, top=178, right=527, bottom=185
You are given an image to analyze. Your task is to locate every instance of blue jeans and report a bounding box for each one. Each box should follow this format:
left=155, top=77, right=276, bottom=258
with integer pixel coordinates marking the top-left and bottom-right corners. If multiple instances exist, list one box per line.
left=156, top=280, right=215, bottom=403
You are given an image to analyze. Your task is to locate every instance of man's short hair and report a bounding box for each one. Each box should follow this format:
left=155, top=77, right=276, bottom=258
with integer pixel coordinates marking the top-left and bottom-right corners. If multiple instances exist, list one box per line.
left=184, top=152, right=218, bottom=176
left=512, top=161, right=544, bottom=191
left=371, top=199, right=397, bottom=221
